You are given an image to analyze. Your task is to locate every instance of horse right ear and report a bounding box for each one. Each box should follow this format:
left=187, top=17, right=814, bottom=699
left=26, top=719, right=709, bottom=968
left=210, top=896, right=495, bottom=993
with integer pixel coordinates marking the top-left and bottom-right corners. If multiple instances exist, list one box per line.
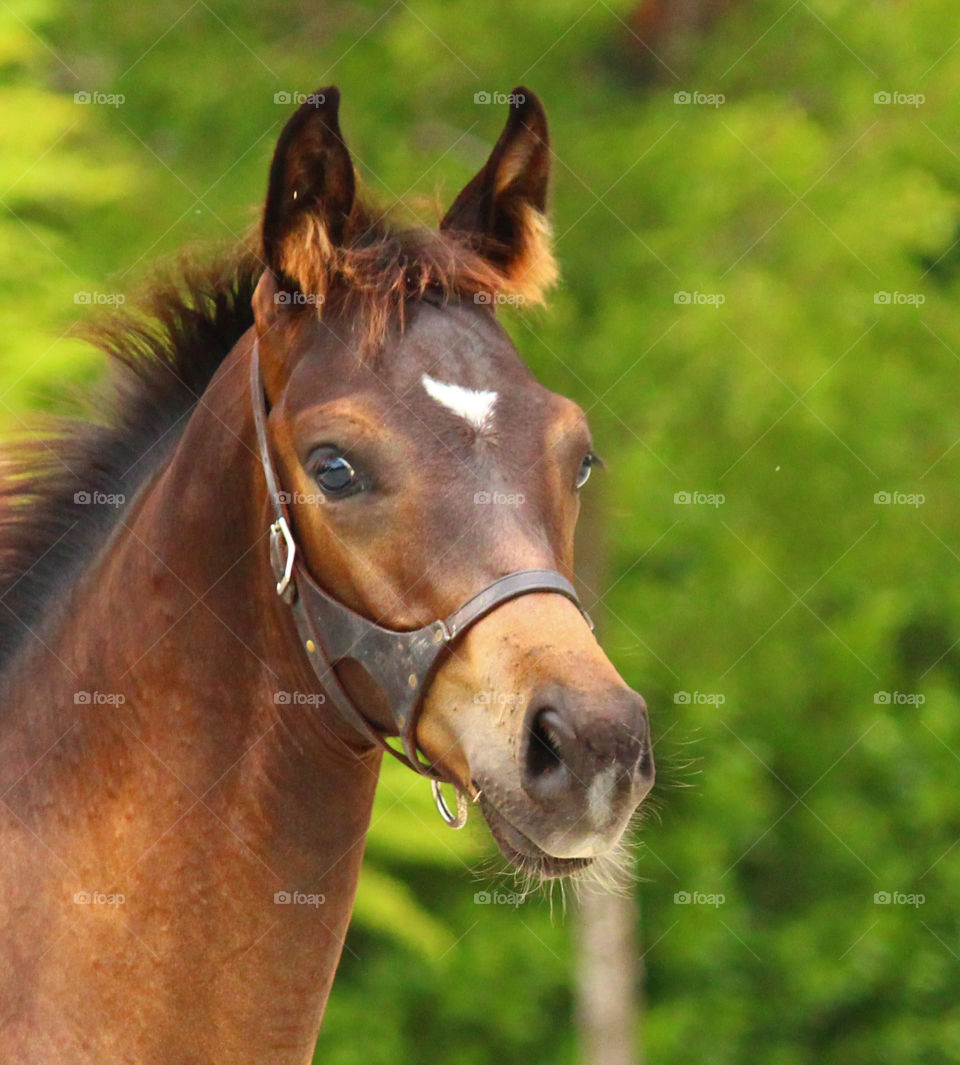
left=261, top=86, right=355, bottom=299
left=440, top=88, right=557, bottom=302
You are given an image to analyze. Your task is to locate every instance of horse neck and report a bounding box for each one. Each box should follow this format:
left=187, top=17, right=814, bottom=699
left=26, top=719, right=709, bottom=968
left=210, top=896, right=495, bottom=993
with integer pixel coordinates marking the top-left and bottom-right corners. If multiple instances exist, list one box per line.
left=0, top=331, right=382, bottom=1065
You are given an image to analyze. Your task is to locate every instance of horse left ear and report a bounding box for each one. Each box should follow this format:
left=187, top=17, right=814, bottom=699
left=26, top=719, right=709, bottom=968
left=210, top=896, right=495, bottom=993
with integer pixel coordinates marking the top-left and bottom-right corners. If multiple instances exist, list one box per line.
left=441, top=87, right=556, bottom=299
left=261, top=86, right=355, bottom=296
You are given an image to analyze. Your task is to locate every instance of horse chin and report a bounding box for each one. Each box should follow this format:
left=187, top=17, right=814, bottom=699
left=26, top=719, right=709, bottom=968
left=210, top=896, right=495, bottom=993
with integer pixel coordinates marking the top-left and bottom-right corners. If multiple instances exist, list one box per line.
left=478, top=796, right=594, bottom=880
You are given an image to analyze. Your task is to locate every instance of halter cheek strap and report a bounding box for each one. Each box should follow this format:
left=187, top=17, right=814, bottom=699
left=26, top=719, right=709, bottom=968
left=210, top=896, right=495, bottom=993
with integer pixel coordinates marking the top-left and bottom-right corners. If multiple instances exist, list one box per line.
left=250, top=338, right=593, bottom=802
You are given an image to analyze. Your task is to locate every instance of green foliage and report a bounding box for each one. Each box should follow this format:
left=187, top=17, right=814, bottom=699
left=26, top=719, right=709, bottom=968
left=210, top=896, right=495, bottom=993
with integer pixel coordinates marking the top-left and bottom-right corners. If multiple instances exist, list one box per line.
left=4, top=0, right=960, bottom=1061
left=0, top=2, right=131, bottom=417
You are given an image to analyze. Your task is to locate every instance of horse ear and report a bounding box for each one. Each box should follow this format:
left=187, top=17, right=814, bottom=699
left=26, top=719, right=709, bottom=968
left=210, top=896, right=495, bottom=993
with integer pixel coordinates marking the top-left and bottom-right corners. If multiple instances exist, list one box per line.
left=262, top=86, right=355, bottom=293
left=441, top=87, right=556, bottom=299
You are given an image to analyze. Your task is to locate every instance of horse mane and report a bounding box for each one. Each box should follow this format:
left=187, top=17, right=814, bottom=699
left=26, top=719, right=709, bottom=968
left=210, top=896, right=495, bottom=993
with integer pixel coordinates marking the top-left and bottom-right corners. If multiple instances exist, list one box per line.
left=0, top=247, right=261, bottom=671
left=0, top=194, right=557, bottom=672
left=278, top=197, right=556, bottom=352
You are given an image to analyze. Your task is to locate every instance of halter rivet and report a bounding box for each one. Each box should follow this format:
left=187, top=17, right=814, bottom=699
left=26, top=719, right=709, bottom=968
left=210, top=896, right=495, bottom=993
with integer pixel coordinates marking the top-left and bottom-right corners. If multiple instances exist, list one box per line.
left=408, top=673, right=417, bottom=689
left=433, top=627, right=444, bottom=643
left=306, top=639, right=316, bottom=653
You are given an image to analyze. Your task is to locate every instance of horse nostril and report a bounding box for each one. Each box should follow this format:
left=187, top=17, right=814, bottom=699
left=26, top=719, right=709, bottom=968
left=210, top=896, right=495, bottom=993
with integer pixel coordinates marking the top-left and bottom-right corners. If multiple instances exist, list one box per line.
left=521, top=692, right=651, bottom=809
left=526, top=706, right=567, bottom=780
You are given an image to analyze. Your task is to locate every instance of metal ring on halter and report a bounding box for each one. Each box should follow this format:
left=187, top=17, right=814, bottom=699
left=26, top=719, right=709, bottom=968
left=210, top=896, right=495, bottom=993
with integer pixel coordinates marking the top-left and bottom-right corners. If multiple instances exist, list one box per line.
left=270, top=517, right=297, bottom=600
left=431, top=779, right=469, bottom=829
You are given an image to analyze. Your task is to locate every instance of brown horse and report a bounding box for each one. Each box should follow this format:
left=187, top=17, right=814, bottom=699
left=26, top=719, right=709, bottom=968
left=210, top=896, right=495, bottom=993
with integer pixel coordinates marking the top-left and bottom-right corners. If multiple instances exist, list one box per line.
left=0, top=86, right=653, bottom=1063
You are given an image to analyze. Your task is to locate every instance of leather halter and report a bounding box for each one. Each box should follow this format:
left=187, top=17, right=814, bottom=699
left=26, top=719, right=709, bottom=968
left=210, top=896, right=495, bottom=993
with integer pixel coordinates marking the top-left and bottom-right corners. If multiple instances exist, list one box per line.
left=250, top=337, right=592, bottom=788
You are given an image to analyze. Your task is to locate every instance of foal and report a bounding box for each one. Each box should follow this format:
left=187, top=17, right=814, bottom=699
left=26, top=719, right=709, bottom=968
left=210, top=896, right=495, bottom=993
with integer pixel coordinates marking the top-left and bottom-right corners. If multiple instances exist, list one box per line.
left=0, top=86, right=653, bottom=1063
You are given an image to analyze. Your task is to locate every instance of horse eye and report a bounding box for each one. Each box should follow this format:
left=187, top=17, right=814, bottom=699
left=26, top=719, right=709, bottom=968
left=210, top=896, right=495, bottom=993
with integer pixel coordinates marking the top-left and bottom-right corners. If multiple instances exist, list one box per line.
left=576, top=452, right=599, bottom=489
left=313, top=452, right=361, bottom=497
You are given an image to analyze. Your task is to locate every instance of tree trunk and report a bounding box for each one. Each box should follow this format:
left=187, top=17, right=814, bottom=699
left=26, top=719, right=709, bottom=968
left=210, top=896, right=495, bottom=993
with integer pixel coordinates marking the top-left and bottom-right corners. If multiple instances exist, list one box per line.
left=575, top=889, right=641, bottom=1065
left=573, top=489, right=641, bottom=1065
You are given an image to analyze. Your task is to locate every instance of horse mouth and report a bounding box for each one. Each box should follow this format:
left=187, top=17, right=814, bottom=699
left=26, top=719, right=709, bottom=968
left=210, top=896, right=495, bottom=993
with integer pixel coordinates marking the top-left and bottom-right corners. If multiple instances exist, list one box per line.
left=478, top=795, right=593, bottom=880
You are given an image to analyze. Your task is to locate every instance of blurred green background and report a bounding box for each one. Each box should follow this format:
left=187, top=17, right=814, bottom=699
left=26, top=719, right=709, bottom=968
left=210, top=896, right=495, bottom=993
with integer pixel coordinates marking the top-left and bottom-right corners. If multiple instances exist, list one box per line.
left=2, top=0, right=959, bottom=1061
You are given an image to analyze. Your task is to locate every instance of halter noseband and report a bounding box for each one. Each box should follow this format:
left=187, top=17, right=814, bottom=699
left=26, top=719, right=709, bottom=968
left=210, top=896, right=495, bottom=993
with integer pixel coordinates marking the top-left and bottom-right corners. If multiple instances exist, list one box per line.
left=250, top=338, right=592, bottom=824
